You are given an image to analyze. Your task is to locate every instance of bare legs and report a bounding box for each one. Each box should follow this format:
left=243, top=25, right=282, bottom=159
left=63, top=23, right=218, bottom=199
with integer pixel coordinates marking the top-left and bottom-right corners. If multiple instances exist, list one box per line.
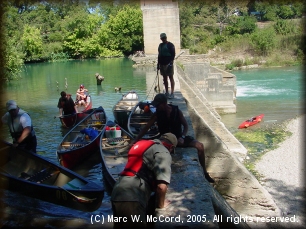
left=162, top=75, right=175, bottom=95
left=189, top=140, right=215, bottom=183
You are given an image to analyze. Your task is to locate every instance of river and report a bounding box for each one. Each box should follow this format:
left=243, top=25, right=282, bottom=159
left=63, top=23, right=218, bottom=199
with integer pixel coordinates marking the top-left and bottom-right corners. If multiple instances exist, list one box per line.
left=0, top=59, right=304, bottom=227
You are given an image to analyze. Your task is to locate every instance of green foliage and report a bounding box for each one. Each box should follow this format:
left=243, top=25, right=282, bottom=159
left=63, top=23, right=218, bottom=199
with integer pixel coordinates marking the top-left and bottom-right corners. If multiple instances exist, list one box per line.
left=251, top=27, right=276, bottom=56
left=21, top=25, right=44, bottom=61
left=227, top=16, right=257, bottom=35
left=101, top=5, right=143, bottom=55
left=273, top=19, right=297, bottom=35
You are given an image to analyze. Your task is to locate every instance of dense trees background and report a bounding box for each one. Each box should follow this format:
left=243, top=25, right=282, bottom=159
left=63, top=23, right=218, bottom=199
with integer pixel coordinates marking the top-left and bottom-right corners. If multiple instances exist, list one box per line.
left=1, top=0, right=305, bottom=80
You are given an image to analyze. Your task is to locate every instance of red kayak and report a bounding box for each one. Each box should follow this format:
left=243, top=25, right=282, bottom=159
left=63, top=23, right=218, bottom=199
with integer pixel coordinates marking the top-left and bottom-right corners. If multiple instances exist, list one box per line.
left=238, top=114, right=264, bottom=129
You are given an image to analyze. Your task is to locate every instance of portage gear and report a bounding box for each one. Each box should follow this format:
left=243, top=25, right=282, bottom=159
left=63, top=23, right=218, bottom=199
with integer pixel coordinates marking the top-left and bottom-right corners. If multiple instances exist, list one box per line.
left=121, top=140, right=158, bottom=188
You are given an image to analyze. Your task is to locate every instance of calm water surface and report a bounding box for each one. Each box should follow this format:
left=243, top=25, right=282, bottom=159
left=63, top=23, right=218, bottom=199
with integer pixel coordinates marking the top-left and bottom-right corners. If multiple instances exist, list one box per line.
left=0, top=59, right=304, bottom=227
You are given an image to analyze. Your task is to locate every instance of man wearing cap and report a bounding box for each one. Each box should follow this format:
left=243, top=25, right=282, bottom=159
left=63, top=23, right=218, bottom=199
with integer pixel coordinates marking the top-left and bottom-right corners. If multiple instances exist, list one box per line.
left=2, top=100, right=37, bottom=153
left=157, top=33, right=176, bottom=99
left=57, top=91, right=78, bottom=116
left=133, top=93, right=215, bottom=183
left=111, top=133, right=177, bottom=229
left=76, top=84, right=88, bottom=106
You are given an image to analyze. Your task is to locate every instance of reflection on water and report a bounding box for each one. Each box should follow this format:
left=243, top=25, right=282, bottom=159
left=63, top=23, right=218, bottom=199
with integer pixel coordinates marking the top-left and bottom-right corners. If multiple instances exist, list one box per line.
left=0, top=60, right=304, bottom=227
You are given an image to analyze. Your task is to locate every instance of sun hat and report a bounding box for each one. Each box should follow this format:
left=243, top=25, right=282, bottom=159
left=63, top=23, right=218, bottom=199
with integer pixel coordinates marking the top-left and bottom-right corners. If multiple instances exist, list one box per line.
left=160, top=33, right=167, bottom=38
left=151, top=93, right=167, bottom=107
left=6, top=100, right=18, bottom=111
left=160, top=133, right=178, bottom=147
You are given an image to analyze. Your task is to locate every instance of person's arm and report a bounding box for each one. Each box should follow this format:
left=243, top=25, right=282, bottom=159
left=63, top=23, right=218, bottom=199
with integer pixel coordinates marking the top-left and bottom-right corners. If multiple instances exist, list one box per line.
left=74, top=105, right=78, bottom=113
left=1, top=113, right=8, bottom=124
left=133, top=115, right=157, bottom=143
left=59, top=108, right=63, bottom=116
left=14, top=126, right=31, bottom=146
left=177, top=109, right=188, bottom=145
left=57, top=99, right=63, bottom=116
left=156, top=181, right=169, bottom=208
left=169, top=42, right=175, bottom=63
left=157, top=44, right=161, bottom=70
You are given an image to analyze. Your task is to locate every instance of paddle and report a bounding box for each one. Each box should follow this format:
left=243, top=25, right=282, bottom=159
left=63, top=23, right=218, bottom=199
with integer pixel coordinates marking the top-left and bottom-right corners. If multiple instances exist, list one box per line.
left=58, top=186, right=97, bottom=203
left=54, top=113, right=77, bottom=119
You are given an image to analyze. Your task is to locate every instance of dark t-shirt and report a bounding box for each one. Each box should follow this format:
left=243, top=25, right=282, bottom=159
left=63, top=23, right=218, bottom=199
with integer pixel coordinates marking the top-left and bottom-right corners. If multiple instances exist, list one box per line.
left=158, top=42, right=175, bottom=65
left=57, top=97, right=75, bottom=115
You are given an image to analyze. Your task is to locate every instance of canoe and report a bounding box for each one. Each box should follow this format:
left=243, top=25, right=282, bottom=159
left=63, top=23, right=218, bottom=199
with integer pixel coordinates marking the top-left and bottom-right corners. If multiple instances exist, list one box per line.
left=112, top=91, right=139, bottom=130
left=127, top=100, right=159, bottom=139
left=59, top=109, right=93, bottom=129
left=99, top=120, right=134, bottom=187
left=58, top=95, right=93, bottom=128
left=238, top=114, right=264, bottom=129
left=56, top=106, right=107, bottom=169
left=76, top=94, right=93, bottom=113
left=0, top=141, right=104, bottom=212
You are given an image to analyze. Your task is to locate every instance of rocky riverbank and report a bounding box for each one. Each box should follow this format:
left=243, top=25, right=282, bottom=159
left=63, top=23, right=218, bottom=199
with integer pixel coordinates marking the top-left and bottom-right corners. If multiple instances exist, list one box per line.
left=255, top=114, right=305, bottom=228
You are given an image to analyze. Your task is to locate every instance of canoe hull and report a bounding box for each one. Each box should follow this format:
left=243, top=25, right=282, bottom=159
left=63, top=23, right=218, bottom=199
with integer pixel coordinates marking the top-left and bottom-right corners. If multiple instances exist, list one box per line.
left=99, top=120, right=134, bottom=187
left=59, top=96, right=93, bottom=128
left=127, top=101, right=159, bottom=139
left=238, top=114, right=265, bottom=129
left=0, top=142, right=104, bottom=212
left=57, top=107, right=107, bottom=169
left=112, top=91, right=139, bottom=130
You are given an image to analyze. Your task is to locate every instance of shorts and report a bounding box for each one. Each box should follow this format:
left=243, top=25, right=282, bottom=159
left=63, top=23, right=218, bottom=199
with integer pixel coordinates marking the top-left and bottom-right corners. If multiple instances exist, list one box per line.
left=182, top=135, right=195, bottom=147
left=112, top=201, right=147, bottom=229
left=160, top=64, right=174, bottom=76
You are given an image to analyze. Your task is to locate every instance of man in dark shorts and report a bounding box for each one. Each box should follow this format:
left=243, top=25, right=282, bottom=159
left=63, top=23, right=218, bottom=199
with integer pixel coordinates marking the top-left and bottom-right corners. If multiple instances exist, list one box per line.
left=133, top=93, right=215, bottom=183
left=157, top=33, right=176, bottom=99
left=111, top=133, right=177, bottom=228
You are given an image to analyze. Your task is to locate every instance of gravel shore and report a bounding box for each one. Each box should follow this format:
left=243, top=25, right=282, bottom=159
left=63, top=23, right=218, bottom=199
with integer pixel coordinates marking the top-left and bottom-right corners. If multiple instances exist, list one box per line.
left=255, top=114, right=305, bottom=228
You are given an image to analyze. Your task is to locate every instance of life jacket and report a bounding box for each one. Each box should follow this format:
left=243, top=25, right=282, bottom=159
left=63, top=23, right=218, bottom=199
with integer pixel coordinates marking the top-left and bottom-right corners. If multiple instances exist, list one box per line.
left=121, top=140, right=158, bottom=188
left=7, top=110, right=35, bottom=141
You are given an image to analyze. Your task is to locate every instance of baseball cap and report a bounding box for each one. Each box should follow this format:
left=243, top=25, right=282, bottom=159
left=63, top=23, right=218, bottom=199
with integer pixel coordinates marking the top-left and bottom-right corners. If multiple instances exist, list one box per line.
left=160, top=133, right=178, bottom=147
left=160, top=33, right=167, bottom=38
left=151, top=93, right=167, bottom=107
left=6, top=100, right=18, bottom=111
left=80, top=84, right=84, bottom=88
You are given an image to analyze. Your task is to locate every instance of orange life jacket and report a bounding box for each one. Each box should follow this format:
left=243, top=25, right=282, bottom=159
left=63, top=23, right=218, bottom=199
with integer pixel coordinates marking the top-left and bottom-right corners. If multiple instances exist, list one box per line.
left=121, top=140, right=157, bottom=188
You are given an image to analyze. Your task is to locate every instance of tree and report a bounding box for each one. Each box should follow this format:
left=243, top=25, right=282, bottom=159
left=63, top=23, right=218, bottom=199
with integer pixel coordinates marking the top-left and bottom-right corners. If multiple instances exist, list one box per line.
left=251, top=27, right=276, bottom=56
left=98, top=5, right=143, bottom=55
left=21, top=25, right=43, bottom=62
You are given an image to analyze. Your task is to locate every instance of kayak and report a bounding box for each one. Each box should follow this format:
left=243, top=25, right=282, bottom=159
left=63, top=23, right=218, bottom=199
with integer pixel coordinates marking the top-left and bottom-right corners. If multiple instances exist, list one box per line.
left=238, top=114, right=264, bottom=129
